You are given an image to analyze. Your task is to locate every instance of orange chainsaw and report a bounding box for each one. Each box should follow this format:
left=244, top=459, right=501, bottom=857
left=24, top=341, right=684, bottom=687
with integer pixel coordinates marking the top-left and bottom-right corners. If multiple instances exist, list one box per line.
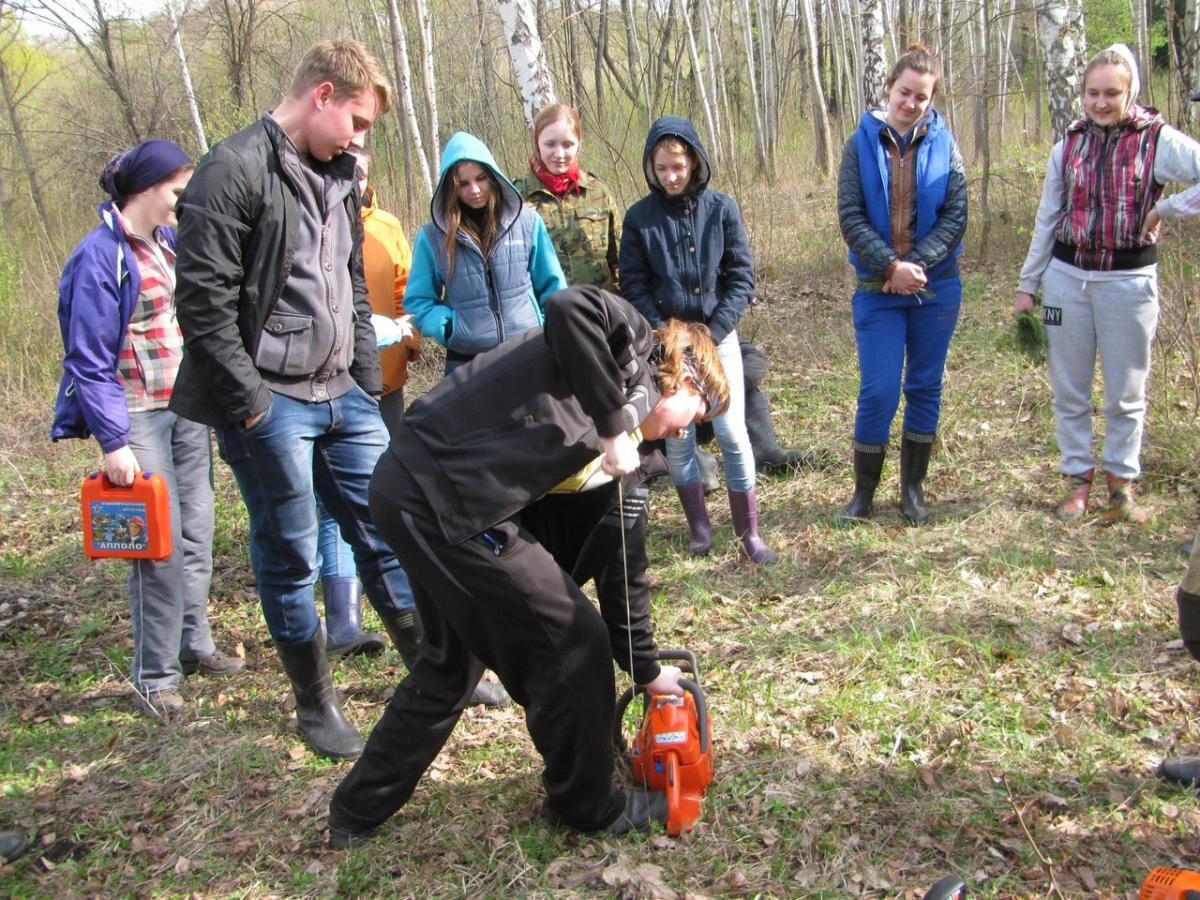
left=613, top=649, right=713, bottom=836
left=1141, top=868, right=1200, bottom=899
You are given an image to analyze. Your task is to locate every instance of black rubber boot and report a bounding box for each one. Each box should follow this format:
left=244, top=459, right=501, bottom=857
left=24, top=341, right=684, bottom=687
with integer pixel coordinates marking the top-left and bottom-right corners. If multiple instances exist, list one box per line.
left=1159, top=757, right=1200, bottom=787
left=381, top=609, right=508, bottom=708
left=745, top=388, right=812, bottom=474
left=696, top=448, right=720, bottom=495
left=899, top=431, right=935, bottom=526
left=275, top=631, right=364, bottom=761
left=837, top=443, right=886, bottom=525
left=379, top=609, right=423, bottom=670
left=1177, top=586, right=1200, bottom=661
left=324, top=579, right=387, bottom=658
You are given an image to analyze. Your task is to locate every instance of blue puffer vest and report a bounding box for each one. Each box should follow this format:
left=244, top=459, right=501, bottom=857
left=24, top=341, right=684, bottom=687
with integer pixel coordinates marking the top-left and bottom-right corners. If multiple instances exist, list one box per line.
left=851, top=108, right=962, bottom=282
left=420, top=213, right=539, bottom=356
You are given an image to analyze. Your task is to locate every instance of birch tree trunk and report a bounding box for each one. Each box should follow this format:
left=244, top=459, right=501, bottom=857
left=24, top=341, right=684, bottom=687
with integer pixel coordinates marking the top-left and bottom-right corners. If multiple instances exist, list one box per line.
left=860, top=0, right=888, bottom=108
left=495, top=0, right=556, bottom=126
left=799, top=0, right=833, bottom=174
left=386, top=0, right=434, bottom=197
left=1037, top=0, right=1087, bottom=141
left=166, top=1, right=206, bottom=153
left=414, top=0, right=440, bottom=171
left=620, top=0, right=651, bottom=118
left=1130, top=0, right=1152, bottom=105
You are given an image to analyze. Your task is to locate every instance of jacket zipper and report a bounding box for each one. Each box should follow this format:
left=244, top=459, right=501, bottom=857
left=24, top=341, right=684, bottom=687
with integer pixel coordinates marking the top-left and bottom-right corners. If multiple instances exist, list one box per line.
left=484, top=256, right=503, bottom=344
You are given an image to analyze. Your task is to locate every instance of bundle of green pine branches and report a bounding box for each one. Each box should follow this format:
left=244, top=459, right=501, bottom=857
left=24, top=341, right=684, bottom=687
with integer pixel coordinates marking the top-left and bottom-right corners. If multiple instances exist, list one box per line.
left=1014, top=311, right=1046, bottom=365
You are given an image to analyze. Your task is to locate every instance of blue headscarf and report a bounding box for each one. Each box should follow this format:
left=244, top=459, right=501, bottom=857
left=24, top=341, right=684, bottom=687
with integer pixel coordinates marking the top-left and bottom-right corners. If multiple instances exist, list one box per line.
left=99, top=139, right=192, bottom=206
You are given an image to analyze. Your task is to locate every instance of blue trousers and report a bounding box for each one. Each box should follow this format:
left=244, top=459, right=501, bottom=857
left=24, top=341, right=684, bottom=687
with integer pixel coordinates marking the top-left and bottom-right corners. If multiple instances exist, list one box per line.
left=852, top=273, right=962, bottom=446
left=216, top=386, right=414, bottom=643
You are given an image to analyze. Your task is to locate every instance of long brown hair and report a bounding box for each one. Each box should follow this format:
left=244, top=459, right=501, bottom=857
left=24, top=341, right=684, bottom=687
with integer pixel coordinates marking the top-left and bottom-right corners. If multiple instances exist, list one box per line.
left=653, top=320, right=729, bottom=420
left=441, top=161, right=503, bottom=280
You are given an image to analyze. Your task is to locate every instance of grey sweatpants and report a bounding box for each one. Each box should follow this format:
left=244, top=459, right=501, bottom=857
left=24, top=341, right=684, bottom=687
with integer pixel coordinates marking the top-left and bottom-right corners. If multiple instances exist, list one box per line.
left=1042, top=262, right=1159, bottom=480
left=126, top=409, right=217, bottom=693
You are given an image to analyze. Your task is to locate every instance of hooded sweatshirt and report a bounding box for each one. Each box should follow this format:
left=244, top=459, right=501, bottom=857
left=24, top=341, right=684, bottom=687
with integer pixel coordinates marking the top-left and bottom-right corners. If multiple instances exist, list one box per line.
left=1019, top=43, right=1200, bottom=294
left=403, top=132, right=567, bottom=356
left=618, top=116, right=754, bottom=345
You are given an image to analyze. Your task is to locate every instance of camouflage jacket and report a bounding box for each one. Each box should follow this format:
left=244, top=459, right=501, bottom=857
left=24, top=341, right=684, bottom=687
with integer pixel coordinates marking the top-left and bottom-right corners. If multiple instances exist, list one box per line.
left=514, top=169, right=621, bottom=292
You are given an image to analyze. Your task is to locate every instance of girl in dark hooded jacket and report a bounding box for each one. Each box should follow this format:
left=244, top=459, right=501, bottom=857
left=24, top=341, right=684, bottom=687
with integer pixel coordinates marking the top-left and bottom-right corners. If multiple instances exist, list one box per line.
left=619, top=116, right=777, bottom=564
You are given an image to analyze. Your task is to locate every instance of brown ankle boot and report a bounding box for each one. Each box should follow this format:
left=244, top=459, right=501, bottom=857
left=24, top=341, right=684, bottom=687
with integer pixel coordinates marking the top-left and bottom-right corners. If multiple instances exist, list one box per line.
left=1055, top=468, right=1093, bottom=521
left=1102, top=471, right=1148, bottom=524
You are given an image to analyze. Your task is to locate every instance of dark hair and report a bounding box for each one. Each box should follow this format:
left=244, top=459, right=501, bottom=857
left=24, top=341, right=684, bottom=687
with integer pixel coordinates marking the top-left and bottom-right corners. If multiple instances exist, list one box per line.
left=441, top=161, right=502, bottom=280
left=885, top=43, right=942, bottom=98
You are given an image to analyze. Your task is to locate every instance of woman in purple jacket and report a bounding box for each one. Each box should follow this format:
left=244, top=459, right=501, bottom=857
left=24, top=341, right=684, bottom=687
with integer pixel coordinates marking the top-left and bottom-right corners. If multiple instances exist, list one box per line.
left=620, top=116, right=776, bottom=564
left=52, top=140, right=241, bottom=718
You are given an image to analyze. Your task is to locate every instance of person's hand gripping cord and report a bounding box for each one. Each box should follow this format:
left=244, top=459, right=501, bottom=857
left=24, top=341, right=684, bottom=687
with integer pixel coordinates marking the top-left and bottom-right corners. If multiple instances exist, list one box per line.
left=601, top=432, right=640, bottom=477
left=640, top=664, right=685, bottom=697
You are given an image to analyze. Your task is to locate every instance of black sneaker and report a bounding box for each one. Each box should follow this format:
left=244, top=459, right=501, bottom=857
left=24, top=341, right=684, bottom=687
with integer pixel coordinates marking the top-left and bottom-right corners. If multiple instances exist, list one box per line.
left=328, top=803, right=378, bottom=850
left=606, top=790, right=668, bottom=835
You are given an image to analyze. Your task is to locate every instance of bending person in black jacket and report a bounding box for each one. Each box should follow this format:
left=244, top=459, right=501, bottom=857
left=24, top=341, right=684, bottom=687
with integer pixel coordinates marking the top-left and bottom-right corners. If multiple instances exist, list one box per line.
left=329, top=285, right=729, bottom=843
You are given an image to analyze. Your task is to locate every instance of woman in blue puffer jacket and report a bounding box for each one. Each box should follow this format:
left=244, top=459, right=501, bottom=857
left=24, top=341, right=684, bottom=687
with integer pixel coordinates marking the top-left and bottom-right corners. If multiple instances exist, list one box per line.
left=404, top=132, right=567, bottom=374
left=620, top=116, right=776, bottom=564
left=836, top=44, right=967, bottom=528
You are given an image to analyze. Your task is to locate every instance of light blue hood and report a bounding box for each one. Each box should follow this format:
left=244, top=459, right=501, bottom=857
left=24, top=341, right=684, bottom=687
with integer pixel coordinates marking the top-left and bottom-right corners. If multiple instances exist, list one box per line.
left=431, top=132, right=523, bottom=234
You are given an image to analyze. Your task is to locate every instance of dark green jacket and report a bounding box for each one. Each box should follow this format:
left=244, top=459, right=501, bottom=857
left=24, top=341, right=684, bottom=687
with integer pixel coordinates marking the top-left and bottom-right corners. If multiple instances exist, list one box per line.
left=515, top=170, right=621, bottom=292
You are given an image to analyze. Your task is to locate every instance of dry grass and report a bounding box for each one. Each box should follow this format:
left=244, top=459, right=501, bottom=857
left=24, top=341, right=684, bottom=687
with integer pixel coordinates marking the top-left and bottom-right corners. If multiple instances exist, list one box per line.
left=3, top=168, right=1200, bottom=898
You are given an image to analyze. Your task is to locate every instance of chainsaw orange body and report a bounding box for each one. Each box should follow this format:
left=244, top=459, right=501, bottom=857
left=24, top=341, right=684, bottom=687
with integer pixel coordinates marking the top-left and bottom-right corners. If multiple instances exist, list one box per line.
left=615, top=650, right=713, bottom=836
left=1140, top=867, right=1200, bottom=900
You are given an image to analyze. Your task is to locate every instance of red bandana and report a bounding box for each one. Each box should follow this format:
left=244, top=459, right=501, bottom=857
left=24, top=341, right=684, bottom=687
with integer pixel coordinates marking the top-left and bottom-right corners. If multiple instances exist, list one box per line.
left=530, top=154, right=581, bottom=197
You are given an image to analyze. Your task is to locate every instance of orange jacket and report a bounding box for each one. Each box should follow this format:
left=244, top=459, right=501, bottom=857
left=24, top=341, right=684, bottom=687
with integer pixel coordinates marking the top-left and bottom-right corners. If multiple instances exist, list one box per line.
left=362, top=187, right=418, bottom=394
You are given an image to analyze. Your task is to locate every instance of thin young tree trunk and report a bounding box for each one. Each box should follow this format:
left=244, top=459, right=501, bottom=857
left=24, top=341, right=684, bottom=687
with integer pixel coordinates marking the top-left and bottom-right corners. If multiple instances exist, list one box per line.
left=678, top=0, right=721, bottom=161
left=386, top=0, right=434, bottom=197
left=799, top=0, right=833, bottom=174
left=0, top=35, right=50, bottom=240
left=495, top=0, right=557, bottom=126
left=594, top=0, right=607, bottom=117
left=621, top=0, right=651, bottom=119
left=414, top=0, right=440, bottom=171
left=1130, top=0, right=1152, bottom=106
left=698, top=0, right=726, bottom=159
left=977, top=0, right=993, bottom=258
left=372, top=3, right=414, bottom=215
left=166, top=1, right=206, bottom=153
left=736, top=0, right=768, bottom=169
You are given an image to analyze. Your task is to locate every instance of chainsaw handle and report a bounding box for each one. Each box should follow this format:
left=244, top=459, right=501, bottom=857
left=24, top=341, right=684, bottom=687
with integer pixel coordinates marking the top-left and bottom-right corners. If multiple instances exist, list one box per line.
left=654, top=649, right=699, bottom=679
left=677, top=678, right=709, bottom=754
left=613, top=679, right=710, bottom=755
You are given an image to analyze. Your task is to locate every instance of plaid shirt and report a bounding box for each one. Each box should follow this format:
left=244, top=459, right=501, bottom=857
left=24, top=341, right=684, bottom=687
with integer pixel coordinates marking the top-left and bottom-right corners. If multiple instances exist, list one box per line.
left=115, top=215, right=183, bottom=412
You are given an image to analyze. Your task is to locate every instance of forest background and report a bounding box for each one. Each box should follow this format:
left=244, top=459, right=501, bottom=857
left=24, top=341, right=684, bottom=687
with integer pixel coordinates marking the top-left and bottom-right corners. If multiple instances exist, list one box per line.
left=4, top=0, right=1200, bottom=895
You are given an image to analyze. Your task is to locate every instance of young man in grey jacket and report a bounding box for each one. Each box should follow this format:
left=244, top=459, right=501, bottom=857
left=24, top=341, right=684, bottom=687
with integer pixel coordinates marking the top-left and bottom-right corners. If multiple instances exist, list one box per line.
left=171, top=40, right=422, bottom=761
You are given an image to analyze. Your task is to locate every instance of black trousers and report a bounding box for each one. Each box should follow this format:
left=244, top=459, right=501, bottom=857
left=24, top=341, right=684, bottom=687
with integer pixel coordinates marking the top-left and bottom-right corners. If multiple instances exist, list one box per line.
left=331, top=452, right=639, bottom=833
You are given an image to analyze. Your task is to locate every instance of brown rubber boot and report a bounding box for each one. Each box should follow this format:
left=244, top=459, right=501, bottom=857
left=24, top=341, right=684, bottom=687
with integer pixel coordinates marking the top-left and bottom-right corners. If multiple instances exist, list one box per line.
left=1055, top=468, right=1093, bottom=521
left=1101, top=471, right=1148, bottom=524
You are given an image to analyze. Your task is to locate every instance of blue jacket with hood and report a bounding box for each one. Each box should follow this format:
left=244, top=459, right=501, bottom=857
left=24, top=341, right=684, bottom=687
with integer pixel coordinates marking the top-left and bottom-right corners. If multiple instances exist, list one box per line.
left=404, top=132, right=567, bottom=356
left=51, top=202, right=175, bottom=452
left=618, top=116, right=754, bottom=345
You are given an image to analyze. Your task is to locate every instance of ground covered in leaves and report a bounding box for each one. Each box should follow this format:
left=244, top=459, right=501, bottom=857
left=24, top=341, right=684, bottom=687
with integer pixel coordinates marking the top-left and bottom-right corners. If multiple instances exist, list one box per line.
left=3, top=174, right=1200, bottom=897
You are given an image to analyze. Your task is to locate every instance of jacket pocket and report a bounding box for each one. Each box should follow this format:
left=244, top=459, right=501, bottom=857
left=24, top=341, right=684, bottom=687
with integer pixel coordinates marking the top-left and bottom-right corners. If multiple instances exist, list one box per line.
left=572, top=209, right=608, bottom=249
left=255, top=313, right=315, bottom=377
left=447, top=304, right=499, bottom=356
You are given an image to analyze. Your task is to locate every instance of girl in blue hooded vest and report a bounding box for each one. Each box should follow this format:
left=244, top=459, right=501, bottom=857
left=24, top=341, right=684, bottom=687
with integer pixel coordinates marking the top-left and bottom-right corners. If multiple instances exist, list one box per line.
left=405, top=132, right=567, bottom=374
left=620, top=116, right=777, bottom=564
left=836, top=44, right=968, bottom=527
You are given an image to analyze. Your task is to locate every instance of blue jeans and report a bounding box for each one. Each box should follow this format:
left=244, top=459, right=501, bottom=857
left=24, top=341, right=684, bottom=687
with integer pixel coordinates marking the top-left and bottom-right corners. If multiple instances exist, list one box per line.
left=851, top=273, right=962, bottom=445
left=316, top=387, right=407, bottom=581
left=216, top=386, right=415, bottom=643
left=666, top=330, right=755, bottom=491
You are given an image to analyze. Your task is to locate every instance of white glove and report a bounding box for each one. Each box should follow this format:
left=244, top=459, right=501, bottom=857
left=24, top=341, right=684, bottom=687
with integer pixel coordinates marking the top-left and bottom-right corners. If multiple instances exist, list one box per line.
left=371, top=313, right=402, bottom=349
